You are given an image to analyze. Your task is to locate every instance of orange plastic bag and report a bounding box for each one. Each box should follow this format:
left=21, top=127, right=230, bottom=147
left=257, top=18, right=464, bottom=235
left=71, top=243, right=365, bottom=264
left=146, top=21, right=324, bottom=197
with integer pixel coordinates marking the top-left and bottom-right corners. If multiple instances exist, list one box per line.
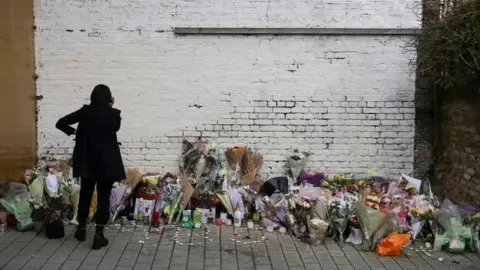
left=375, top=232, right=411, bottom=256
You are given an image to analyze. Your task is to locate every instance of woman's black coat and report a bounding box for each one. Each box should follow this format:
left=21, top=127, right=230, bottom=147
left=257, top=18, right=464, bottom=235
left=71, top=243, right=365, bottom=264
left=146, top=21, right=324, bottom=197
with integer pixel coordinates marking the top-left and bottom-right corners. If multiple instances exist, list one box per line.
left=56, top=104, right=126, bottom=182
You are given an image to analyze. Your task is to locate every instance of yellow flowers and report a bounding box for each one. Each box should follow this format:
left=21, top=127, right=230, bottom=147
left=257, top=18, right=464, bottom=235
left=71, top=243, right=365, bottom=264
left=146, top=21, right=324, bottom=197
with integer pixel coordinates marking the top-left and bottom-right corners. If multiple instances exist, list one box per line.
left=411, top=206, right=434, bottom=217
left=358, top=180, right=367, bottom=188
left=89, top=189, right=97, bottom=218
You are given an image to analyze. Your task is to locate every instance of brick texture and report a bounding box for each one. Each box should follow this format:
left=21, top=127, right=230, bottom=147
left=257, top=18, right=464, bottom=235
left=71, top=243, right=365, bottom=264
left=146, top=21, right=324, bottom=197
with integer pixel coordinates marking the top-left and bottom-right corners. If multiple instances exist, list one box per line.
left=436, top=101, right=480, bottom=205
left=35, top=0, right=420, bottom=177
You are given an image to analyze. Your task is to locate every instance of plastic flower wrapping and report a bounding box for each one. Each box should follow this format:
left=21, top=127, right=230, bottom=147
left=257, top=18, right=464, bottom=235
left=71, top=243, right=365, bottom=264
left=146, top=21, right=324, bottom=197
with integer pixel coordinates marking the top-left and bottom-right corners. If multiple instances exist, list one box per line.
left=355, top=200, right=390, bottom=251
left=288, top=150, right=310, bottom=180
left=433, top=199, right=473, bottom=253
left=328, top=198, right=351, bottom=247
left=308, top=217, right=329, bottom=246
left=409, top=195, right=436, bottom=239
left=0, top=184, right=33, bottom=231
left=25, top=170, right=44, bottom=206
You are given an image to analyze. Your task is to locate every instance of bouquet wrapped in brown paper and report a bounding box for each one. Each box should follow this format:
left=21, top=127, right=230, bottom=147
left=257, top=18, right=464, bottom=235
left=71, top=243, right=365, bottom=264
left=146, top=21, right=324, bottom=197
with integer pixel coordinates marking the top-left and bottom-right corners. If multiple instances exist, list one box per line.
left=225, top=146, right=247, bottom=170
left=123, top=168, right=142, bottom=187
left=175, top=178, right=195, bottom=224
left=240, top=150, right=263, bottom=186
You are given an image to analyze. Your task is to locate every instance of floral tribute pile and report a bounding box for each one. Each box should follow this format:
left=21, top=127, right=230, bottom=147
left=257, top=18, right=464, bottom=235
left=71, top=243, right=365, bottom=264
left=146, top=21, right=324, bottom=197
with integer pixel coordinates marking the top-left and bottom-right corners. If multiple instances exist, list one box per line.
left=1, top=138, right=480, bottom=256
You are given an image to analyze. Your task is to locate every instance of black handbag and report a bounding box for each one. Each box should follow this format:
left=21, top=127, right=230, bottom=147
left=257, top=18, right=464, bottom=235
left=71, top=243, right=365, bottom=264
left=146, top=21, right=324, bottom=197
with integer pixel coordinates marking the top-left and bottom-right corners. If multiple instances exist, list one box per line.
left=45, top=211, right=65, bottom=239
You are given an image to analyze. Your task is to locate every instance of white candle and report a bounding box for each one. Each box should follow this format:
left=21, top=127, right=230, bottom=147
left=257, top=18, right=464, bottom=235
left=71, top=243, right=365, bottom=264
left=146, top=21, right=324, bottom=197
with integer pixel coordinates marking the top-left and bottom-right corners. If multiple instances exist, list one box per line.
left=224, top=219, right=232, bottom=226
left=247, top=221, right=254, bottom=229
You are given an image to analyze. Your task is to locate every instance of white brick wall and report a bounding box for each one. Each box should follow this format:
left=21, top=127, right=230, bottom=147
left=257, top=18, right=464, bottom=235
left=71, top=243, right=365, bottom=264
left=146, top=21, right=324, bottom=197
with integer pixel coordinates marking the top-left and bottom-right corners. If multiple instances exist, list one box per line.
left=34, top=0, right=420, bottom=177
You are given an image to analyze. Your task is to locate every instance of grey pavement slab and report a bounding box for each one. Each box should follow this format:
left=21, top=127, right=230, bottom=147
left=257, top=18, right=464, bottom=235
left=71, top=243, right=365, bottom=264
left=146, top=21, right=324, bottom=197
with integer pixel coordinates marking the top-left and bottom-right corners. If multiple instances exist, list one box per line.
left=0, top=223, right=478, bottom=270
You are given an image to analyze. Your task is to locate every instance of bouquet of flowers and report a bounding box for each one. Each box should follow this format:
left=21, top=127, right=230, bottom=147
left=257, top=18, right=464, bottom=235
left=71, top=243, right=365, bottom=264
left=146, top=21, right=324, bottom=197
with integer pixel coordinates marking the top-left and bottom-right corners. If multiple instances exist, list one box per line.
left=43, top=169, right=65, bottom=211
left=225, top=146, right=247, bottom=185
left=161, top=183, right=180, bottom=220
left=387, top=174, right=421, bottom=199
left=409, top=195, right=436, bottom=240
left=225, top=146, right=247, bottom=170
left=298, top=170, right=325, bottom=187
left=25, top=169, right=44, bottom=206
left=388, top=197, right=410, bottom=233
left=355, top=201, right=390, bottom=251
left=434, top=199, right=472, bottom=253
left=260, top=196, right=287, bottom=229
left=110, top=169, right=143, bottom=222
left=215, top=192, right=232, bottom=216
left=288, top=150, right=310, bottom=180
left=323, top=172, right=355, bottom=191
left=328, top=198, right=350, bottom=247
left=180, top=138, right=205, bottom=177
left=240, top=149, right=263, bottom=186
left=308, top=217, right=329, bottom=246
left=0, top=183, right=33, bottom=231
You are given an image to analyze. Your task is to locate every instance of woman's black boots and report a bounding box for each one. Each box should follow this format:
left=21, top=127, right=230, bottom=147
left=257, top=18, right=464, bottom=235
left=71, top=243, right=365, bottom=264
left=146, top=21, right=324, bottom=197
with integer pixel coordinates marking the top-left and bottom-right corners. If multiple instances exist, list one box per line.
left=92, top=225, right=109, bottom=250
left=74, top=219, right=87, bottom=242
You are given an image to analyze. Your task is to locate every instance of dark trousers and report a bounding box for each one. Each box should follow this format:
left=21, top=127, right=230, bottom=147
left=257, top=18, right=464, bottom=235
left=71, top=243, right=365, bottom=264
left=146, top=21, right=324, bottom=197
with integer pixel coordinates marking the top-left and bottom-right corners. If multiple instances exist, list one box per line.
left=77, top=177, right=113, bottom=226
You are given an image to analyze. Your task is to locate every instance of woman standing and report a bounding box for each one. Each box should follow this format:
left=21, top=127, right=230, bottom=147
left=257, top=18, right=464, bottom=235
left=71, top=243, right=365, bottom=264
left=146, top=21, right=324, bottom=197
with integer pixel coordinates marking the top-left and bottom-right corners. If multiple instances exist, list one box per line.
left=56, top=84, right=126, bottom=249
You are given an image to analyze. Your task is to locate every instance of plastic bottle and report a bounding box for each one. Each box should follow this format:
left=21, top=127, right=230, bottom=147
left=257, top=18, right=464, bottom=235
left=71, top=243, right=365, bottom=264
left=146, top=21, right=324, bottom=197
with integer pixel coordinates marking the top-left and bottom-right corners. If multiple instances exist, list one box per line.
left=137, top=204, right=144, bottom=221
left=234, top=203, right=242, bottom=227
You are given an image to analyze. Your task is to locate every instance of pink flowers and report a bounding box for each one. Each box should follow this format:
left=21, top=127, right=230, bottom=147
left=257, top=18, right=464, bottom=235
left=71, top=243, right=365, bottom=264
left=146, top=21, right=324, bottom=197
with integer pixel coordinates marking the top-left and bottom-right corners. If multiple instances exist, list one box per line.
left=297, top=199, right=311, bottom=208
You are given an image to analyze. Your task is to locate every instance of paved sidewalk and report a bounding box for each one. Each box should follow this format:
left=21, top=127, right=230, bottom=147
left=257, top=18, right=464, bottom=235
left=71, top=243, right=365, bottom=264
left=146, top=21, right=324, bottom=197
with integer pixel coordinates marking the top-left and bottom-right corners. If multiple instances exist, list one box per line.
left=0, top=223, right=479, bottom=270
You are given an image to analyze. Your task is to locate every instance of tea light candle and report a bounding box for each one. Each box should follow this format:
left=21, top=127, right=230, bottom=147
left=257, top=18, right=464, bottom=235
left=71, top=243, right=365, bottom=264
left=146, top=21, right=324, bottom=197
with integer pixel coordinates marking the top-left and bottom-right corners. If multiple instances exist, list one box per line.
left=278, top=227, right=286, bottom=234
left=266, top=226, right=274, bottom=233
left=247, top=221, right=254, bottom=229
left=224, top=219, right=232, bottom=226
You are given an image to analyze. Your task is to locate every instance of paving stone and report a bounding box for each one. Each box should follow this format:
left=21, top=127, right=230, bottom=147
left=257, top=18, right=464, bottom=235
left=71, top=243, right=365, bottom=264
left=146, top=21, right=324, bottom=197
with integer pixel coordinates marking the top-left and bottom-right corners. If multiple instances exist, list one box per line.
left=3, top=225, right=480, bottom=270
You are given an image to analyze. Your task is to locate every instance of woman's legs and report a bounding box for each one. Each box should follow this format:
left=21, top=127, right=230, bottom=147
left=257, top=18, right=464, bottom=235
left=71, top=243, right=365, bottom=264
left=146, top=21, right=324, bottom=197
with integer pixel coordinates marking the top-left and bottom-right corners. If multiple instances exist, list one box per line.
left=75, top=177, right=96, bottom=241
left=92, top=180, right=113, bottom=250
left=95, top=180, right=113, bottom=226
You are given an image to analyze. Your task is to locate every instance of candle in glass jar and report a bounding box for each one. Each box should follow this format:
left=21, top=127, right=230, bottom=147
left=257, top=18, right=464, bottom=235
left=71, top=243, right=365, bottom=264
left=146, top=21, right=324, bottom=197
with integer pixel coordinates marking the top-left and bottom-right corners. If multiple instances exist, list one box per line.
left=247, top=221, right=254, bottom=229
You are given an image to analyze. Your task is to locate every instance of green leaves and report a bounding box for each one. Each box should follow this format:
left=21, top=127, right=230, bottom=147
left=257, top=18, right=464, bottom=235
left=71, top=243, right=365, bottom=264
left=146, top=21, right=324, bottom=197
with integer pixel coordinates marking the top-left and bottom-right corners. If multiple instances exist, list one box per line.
left=413, top=1, right=480, bottom=94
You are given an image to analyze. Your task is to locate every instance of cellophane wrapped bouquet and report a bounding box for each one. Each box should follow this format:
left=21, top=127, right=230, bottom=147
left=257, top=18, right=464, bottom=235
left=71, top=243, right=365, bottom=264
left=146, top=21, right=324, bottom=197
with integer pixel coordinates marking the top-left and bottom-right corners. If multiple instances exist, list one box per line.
left=308, top=217, right=329, bottom=246
left=328, top=198, right=350, bottom=247
left=388, top=197, right=410, bottom=233
left=355, top=193, right=391, bottom=251
left=433, top=199, right=472, bottom=253
left=410, top=195, right=436, bottom=241
left=288, top=150, right=310, bottom=181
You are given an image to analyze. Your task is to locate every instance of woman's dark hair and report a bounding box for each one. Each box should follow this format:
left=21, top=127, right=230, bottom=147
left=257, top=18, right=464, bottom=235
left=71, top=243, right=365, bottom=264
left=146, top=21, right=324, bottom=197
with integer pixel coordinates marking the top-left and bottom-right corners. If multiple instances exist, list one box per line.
left=90, top=84, right=112, bottom=106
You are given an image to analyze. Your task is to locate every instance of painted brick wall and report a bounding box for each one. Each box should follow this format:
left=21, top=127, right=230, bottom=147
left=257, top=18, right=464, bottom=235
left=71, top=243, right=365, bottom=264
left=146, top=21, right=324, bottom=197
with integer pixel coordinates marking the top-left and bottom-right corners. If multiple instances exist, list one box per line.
left=35, top=0, right=421, bottom=177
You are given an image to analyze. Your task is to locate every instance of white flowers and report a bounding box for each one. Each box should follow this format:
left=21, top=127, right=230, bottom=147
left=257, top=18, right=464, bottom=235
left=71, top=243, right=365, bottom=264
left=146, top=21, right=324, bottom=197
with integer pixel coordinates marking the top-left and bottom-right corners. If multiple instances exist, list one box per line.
left=310, top=218, right=329, bottom=226
left=366, top=195, right=380, bottom=204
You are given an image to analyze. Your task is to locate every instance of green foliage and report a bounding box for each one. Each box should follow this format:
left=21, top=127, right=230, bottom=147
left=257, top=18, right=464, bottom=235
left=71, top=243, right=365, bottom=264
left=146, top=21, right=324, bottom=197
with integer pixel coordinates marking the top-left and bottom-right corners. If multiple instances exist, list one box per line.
left=412, top=0, right=480, bottom=94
